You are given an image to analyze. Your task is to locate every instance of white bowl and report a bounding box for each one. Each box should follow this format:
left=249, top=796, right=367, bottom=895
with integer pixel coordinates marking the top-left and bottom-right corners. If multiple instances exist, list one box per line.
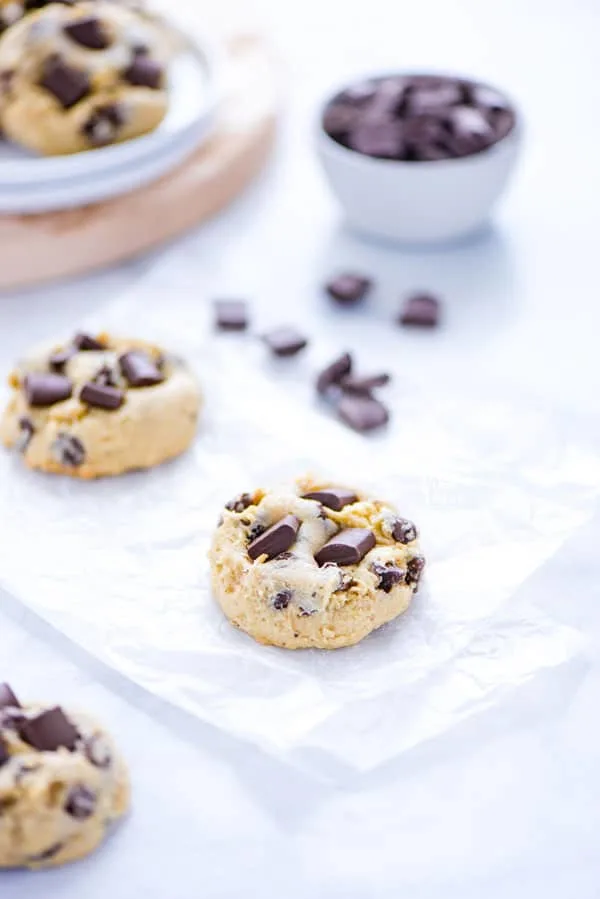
left=316, top=73, right=522, bottom=245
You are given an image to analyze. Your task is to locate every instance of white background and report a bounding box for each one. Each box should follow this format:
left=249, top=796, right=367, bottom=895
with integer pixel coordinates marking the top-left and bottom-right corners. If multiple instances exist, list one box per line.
left=2, top=0, right=600, bottom=895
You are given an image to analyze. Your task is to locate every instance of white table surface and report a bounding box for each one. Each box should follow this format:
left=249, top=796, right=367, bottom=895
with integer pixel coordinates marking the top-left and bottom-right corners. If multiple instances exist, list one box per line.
left=2, top=0, right=600, bottom=895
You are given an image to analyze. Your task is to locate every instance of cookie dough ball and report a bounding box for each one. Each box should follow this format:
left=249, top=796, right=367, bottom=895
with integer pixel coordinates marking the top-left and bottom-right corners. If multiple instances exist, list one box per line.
left=0, top=1, right=170, bottom=155
left=1, top=331, right=201, bottom=478
left=0, top=683, right=129, bottom=869
left=0, top=0, right=146, bottom=36
left=209, top=476, right=425, bottom=649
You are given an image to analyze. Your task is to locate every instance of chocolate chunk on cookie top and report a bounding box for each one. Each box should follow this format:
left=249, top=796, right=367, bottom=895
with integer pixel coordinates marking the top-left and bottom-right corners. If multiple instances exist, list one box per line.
left=1, top=333, right=201, bottom=478
left=209, top=477, right=424, bottom=649
left=0, top=685, right=129, bottom=869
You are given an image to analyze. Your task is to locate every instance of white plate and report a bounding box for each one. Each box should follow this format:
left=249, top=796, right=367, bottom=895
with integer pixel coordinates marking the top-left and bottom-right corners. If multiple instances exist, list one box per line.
left=0, top=34, right=220, bottom=190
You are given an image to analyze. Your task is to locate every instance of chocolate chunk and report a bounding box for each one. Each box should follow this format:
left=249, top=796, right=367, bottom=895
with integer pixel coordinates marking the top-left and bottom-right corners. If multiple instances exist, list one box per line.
left=316, top=352, right=353, bottom=395
left=28, top=843, right=63, bottom=863
left=371, top=561, right=406, bottom=593
left=247, top=521, right=265, bottom=542
left=64, top=16, right=110, bottom=49
left=80, top=381, right=124, bottom=411
left=322, top=103, right=359, bottom=140
left=225, top=493, right=253, bottom=513
left=0, top=707, right=25, bottom=731
left=272, top=590, right=292, bottom=610
left=0, top=737, right=8, bottom=768
left=40, top=55, right=90, bottom=109
left=52, top=433, right=85, bottom=467
left=49, top=346, right=76, bottom=371
left=349, top=120, right=405, bottom=159
left=302, top=487, right=357, bottom=511
left=337, top=394, right=389, bottom=432
left=16, top=417, right=34, bottom=453
left=405, top=79, right=463, bottom=114
left=399, top=292, right=440, bottom=328
left=73, top=332, right=105, bottom=351
left=124, top=55, right=162, bottom=89
left=84, top=735, right=111, bottom=769
left=339, top=373, right=390, bottom=395
left=392, top=517, right=418, bottom=543
left=83, top=103, right=124, bottom=147
left=0, top=683, right=20, bottom=710
left=248, top=514, right=300, bottom=561
left=18, top=707, right=79, bottom=752
left=325, top=274, right=372, bottom=305
left=315, top=528, right=376, bottom=567
left=492, top=108, right=515, bottom=141
left=93, top=365, right=117, bottom=387
left=119, top=351, right=164, bottom=387
left=215, top=300, right=249, bottom=331
left=298, top=606, right=316, bottom=617
left=65, top=785, right=96, bottom=820
left=262, top=328, right=308, bottom=357
left=24, top=373, right=72, bottom=407
left=406, top=555, right=426, bottom=590
left=0, top=68, right=14, bottom=93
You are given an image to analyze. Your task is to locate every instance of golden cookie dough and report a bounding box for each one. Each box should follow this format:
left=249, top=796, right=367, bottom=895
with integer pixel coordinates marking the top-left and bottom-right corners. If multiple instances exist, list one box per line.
left=1, top=331, right=201, bottom=478
left=209, top=476, right=425, bottom=649
left=0, top=1, right=170, bottom=155
left=0, top=683, right=129, bottom=869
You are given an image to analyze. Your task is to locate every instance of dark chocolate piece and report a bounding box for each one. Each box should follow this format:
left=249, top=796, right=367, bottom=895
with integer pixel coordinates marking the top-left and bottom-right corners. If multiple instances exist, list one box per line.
left=262, top=328, right=308, bottom=357
left=18, top=707, right=79, bottom=752
left=325, top=274, right=372, bottom=305
left=406, top=555, right=426, bottom=590
left=322, top=103, right=358, bottom=140
left=93, top=365, right=117, bottom=387
left=52, top=433, right=85, bottom=467
left=0, top=737, right=8, bottom=768
left=399, top=292, right=440, bottom=328
left=24, top=373, right=72, bottom=407
left=349, top=120, right=405, bottom=159
left=214, top=300, right=248, bottom=331
left=248, top=514, right=300, bottom=561
left=371, top=561, right=406, bottom=593
left=392, top=518, right=418, bottom=543
left=16, top=417, right=34, bottom=453
left=124, top=55, right=162, bottom=89
left=302, top=487, right=357, bottom=511
left=48, top=346, right=76, bottom=372
left=83, top=103, right=125, bottom=147
left=316, top=352, right=352, bottom=395
left=272, top=590, right=292, bottom=610
left=80, top=381, right=124, bottom=410
left=65, top=785, right=96, bottom=820
left=0, top=683, right=20, bottom=710
left=64, top=16, right=110, bottom=49
left=28, top=843, right=63, bottom=863
left=315, top=528, right=376, bottom=567
left=339, top=373, right=390, bottom=395
left=40, top=55, right=90, bottom=109
left=119, top=351, right=164, bottom=387
left=225, top=493, right=253, bottom=513
left=337, top=394, right=389, bottom=432
left=73, top=332, right=105, bottom=351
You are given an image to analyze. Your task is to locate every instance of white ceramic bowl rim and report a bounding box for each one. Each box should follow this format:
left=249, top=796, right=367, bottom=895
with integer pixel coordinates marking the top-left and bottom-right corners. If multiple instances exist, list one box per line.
left=317, top=69, right=522, bottom=168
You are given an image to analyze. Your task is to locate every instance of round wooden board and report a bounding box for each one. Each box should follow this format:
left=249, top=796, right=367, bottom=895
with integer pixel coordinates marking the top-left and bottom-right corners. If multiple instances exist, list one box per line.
left=0, top=33, right=279, bottom=290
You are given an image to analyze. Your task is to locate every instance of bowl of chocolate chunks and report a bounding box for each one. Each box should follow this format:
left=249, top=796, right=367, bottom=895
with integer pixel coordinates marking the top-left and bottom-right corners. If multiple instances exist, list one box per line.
left=317, top=72, right=522, bottom=244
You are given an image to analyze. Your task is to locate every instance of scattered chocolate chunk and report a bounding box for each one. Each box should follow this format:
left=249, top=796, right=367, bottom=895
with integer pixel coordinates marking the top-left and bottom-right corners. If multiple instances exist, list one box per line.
left=406, top=555, right=426, bottom=590
left=64, top=16, right=110, bottom=49
left=52, top=433, right=85, bottom=467
left=73, top=332, right=105, bottom=351
left=80, top=381, right=124, bottom=411
left=262, top=328, right=308, bottom=357
left=399, top=292, right=440, bottom=328
left=93, top=365, right=117, bottom=387
left=16, top=417, right=34, bottom=453
left=40, top=55, right=90, bottom=109
left=18, top=707, right=79, bottom=752
left=0, top=683, right=20, bottom=710
left=28, top=843, right=63, bottom=863
left=248, top=514, right=300, bottom=561
left=214, top=300, right=248, bottom=331
left=83, top=103, right=125, bottom=147
left=0, top=707, right=25, bottom=731
left=65, top=785, right=96, bottom=820
left=349, top=119, right=405, bottom=159
left=84, top=735, right=111, bottom=769
left=272, top=590, right=292, bottom=610
left=337, top=394, right=389, bottom=433
left=316, top=352, right=352, bottom=395
left=339, top=373, right=390, bottom=395
left=325, top=274, right=372, bottom=305
left=247, top=521, right=265, bottom=542
left=24, top=373, right=72, bottom=408
left=322, top=103, right=358, bottom=139
left=0, top=737, right=8, bottom=768
left=392, top=517, right=418, bottom=544
left=48, top=346, right=76, bottom=371
left=371, top=561, right=406, bottom=593
left=302, top=487, right=357, bottom=511
left=124, top=55, right=163, bottom=89
left=225, top=493, right=253, bottom=513
left=119, top=351, right=164, bottom=387
left=493, top=107, right=516, bottom=141
left=315, top=528, right=376, bottom=567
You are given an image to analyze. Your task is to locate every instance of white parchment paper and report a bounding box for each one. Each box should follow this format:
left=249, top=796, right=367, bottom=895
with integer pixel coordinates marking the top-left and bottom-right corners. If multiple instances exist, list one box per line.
left=0, top=274, right=598, bottom=776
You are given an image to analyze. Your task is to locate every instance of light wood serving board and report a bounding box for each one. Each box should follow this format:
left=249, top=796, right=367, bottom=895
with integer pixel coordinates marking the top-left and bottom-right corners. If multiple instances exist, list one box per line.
left=0, top=33, right=279, bottom=290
